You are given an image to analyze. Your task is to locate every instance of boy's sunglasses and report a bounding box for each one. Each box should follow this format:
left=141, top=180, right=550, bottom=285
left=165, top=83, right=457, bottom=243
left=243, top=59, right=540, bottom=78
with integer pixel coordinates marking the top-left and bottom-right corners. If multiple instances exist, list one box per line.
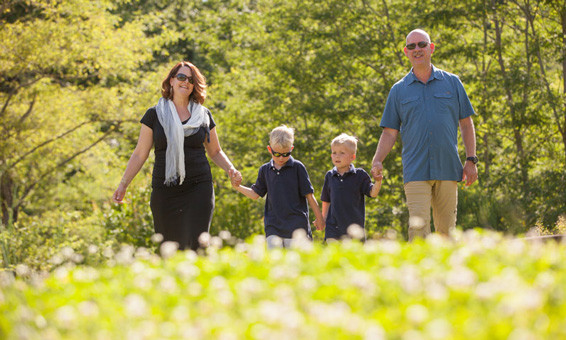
left=175, top=73, right=194, bottom=84
left=269, top=146, right=292, bottom=157
left=406, top=41, right=429, bottom=50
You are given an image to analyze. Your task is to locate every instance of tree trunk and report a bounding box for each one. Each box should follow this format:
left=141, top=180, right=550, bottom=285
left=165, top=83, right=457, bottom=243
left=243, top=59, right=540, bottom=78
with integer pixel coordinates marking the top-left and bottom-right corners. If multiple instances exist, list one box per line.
left=0, top=172, right=17, bottom=227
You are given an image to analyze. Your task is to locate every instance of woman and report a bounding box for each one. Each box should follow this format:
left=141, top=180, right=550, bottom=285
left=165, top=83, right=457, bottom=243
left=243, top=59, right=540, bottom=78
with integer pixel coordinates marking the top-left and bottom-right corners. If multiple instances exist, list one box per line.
left=113, top=61, right=241, bottom=251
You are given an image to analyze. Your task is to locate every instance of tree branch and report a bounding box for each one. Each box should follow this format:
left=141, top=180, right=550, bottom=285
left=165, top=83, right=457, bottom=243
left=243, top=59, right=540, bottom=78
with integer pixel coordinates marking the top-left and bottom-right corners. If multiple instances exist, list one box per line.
left=15, top=126, right=118, bottom=208
left=16, top=93, right=37, bottom=126
left=7, top=118, right=132, bottom=169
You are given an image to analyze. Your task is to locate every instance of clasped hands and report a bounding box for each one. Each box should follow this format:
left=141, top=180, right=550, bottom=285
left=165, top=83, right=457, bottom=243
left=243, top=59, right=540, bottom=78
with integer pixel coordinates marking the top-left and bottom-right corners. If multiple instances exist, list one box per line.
left=229, top=168, right=242, bottom=188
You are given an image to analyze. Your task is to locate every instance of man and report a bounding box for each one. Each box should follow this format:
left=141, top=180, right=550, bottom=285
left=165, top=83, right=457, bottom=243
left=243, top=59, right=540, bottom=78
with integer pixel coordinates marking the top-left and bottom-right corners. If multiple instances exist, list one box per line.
left=371, top=29, right=478, bottom=241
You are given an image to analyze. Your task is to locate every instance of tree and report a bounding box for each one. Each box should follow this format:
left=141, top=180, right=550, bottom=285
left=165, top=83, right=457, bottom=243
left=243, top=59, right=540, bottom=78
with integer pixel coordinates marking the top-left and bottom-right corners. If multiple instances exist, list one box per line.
left=0, top=0, right=154, bottom=225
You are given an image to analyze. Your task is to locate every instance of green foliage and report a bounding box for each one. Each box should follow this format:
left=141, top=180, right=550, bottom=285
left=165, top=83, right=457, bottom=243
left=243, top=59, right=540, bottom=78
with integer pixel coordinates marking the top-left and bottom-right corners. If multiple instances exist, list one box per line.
left=1, top=230, right=566, bottom=339
left=0, top=210, right=118, bottom=273
left=210, top=184, right=264, bottom=241
left=103, top=185, right=155, bottom=249
left=2, top=0, right=565, bottom=255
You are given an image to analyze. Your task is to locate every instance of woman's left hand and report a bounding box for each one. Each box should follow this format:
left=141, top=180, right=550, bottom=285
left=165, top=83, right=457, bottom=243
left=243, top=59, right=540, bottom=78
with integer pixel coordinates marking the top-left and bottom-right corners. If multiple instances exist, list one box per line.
left=229, top=168, right=242, bottom=188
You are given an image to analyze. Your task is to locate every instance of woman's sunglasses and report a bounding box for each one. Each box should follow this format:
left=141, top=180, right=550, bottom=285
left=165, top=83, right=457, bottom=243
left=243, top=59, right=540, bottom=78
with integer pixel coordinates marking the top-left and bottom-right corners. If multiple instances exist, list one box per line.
left=175, top=73, right=194, bottom=84
left=406, top=41, right=429, bottom=50
left=269, top=146, right=292, bottom=157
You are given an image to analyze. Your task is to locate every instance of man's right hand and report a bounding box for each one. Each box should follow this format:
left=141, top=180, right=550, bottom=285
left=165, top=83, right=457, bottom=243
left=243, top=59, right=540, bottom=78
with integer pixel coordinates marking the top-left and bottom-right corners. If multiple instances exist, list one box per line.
left=371, top=161, right=384, bottom=181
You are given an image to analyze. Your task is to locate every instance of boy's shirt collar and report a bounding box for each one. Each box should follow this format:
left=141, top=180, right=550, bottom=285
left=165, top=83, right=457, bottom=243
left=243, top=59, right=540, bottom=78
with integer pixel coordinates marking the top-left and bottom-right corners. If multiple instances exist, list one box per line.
left=269, top=156, right=295, bottom=170
left=331, top=163, right=356, bottom=176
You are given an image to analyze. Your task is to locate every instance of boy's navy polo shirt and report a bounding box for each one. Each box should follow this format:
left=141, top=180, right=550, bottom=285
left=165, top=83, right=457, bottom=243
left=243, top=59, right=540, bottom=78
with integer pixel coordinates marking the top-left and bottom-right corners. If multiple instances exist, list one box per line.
left=321, top=164, right=374, bottom=239
left=251, top=156, right=314, bottom=239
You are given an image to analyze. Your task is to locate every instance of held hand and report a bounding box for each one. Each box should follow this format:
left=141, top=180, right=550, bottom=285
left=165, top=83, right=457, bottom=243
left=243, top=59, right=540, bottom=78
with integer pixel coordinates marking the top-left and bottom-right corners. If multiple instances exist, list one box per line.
left=229, top=168, right=242, bottom=188
left=371, top=161, right=384, bottom=181
left=462, top=162, right=478, bottom=187
left=313, top=218, right=325, bottom=231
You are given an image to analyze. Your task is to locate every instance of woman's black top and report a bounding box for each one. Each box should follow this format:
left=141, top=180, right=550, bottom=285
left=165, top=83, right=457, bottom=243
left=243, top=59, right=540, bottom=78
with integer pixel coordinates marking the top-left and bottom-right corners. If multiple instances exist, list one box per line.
left=140, top=107, right=216, bottom=189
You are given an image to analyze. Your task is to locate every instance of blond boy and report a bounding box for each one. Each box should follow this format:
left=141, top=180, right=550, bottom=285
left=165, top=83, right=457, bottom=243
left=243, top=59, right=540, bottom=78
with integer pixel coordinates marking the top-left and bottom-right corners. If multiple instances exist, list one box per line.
left=321, top=133, right=381, bottom=241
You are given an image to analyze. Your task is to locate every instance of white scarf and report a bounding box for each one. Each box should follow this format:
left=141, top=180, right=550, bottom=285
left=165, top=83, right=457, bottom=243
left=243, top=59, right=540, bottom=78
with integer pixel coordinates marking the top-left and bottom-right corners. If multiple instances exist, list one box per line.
left=155, top=97, right=210, bottom=186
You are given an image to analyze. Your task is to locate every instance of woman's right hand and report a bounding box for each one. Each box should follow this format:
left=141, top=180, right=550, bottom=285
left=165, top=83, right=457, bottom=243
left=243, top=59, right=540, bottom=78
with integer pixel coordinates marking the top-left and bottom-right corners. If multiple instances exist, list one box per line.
left=112, top=183, right=127, bottom=204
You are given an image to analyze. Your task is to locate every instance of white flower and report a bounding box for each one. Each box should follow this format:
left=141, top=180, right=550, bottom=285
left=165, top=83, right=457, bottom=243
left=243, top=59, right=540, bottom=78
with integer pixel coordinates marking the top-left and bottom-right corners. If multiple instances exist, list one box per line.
left=88, top=244, right=98, bottom=254
left=78, top=301, right=99, bottom=317
left=160, top=241, right=178, bottom=259
left=124, top=294, right=147, bottom=317
left=102, top=247, right=114, bottom=258
left=425, top=318, right=453, bottom=339
left=402, top=330, right=425, bottom=340
left=446, top=266, right=477, bottom=289
left=151, top=233, right=164, bottom=243
left=116, top=245, right=135, bottom=265
left=347, top=224, right=365, bottom=240
left=210, top=236, right=223, bottom=249
left=399, top=265, right=421, bottom=293
left=160, top=275, right=178, bottom=292
left=176, top=262, right=200, bottom=280
left=15, top=264, right=30, bottom=277
left=198, top=232, right=211, bottom=247
left=507, top=328, right=538, bottom=340
left=171, top=305, right=190, bottom=321
left=55, top=306, right=76, bottom=328
left=426, top=281, right=448, bottom=301
left=60, top=246, right=75, bottom=260
left=219, top=230, right=231, bottom=240
left=349, top=270, right=375, bottom=291
left=406, top=304, right=429, bottom=324
left=380, top=240, right=401, bottom=255
left=364, top=324, right=386, bottom=340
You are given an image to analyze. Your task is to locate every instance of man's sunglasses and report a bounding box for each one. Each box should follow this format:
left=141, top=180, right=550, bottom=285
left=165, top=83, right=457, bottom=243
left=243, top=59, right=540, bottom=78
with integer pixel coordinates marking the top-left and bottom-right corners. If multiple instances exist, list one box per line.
left=269, top=146, right=292, bottom=157
left=406, top=41, right=429, bottom=50
left=175, top=73, right=194, bottom=84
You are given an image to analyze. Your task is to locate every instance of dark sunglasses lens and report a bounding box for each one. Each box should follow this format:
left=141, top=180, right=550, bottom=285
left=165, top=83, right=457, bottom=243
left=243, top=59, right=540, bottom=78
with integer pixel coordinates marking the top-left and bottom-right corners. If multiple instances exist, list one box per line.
left=175, top=74, right=193, bottom=84
left=406, top=42, right=428, bottom=50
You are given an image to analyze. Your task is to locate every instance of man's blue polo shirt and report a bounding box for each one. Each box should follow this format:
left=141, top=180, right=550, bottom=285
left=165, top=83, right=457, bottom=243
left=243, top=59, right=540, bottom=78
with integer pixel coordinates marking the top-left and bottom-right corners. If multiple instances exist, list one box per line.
left=380, top=65, right=475, bottom=183
left=321, top=164, right=374, bottom=239
left=251, top=157, right=314, bottom=239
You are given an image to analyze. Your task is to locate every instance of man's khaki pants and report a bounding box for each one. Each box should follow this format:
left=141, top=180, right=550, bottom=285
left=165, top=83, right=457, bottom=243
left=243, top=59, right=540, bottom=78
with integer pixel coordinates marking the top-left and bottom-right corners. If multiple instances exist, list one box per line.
left=404, top=181, right=458, bottom=241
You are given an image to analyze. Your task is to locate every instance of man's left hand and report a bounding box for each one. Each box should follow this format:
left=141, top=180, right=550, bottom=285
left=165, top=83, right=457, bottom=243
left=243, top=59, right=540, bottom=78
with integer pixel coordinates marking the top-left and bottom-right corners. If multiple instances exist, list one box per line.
left=462, top=162, right=478, bottom=186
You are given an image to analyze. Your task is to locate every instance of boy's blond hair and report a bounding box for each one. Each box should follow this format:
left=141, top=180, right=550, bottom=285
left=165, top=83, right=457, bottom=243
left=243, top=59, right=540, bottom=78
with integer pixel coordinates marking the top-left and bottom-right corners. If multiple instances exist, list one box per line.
left=270, top=125, right=295, bottom=149
left=331, top=133, right=358, bottom=154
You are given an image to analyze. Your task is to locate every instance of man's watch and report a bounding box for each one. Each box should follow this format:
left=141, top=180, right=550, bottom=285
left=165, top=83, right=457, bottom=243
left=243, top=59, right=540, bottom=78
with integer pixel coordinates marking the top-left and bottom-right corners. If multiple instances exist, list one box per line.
left=466, top=156, right=479, bottom=164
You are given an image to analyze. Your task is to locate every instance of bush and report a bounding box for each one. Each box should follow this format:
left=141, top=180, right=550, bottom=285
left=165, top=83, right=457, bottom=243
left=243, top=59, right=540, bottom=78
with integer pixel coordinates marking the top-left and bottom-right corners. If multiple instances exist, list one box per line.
left=0, top=210, right=118, bottom=273
left=103, top=185, right=155, bottom=249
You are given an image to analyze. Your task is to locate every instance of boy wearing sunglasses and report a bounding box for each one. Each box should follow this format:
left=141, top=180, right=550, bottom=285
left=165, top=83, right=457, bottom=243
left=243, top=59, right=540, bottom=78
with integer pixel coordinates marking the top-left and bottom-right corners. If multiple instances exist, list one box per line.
left=231, top=125, right=325, bottom=248
left=321, top=134, right=382, bottom=242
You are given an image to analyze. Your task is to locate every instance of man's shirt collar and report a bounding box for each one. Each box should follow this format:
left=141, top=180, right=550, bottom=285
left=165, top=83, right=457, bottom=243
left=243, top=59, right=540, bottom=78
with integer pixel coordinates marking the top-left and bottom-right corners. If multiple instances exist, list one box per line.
left=406, top=64, right=444, bottom=85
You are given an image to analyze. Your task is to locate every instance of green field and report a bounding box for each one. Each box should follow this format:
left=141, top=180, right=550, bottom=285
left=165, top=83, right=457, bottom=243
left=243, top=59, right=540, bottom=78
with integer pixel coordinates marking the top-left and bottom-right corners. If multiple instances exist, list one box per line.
left=1, top=230, right=565, bottom=339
